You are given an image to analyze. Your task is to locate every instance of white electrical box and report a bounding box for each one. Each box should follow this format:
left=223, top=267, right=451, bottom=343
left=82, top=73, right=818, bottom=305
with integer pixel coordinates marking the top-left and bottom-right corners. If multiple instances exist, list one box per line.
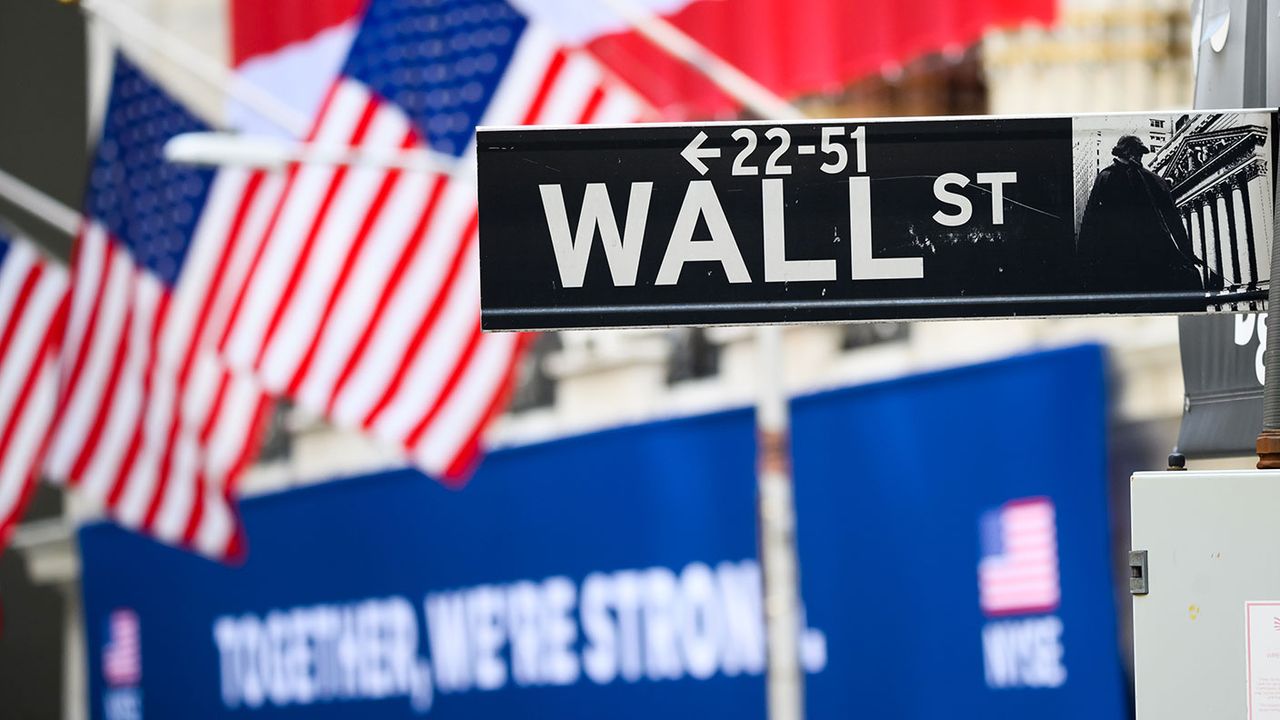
left=1132, top=469, right=1280, bottom=719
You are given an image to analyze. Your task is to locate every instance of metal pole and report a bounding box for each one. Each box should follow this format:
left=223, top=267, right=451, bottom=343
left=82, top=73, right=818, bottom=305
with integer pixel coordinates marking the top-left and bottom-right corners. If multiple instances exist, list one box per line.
left=755, top=324, right=803, bottom=720
left=595, top=2, right=806, bottom=717
left=163, top=132, right=461, bottom=176
left=77, top=0, right=312, bottom=138
left=1247, top=0, right=1280, bottom=466
left=79, top=3, right=463, bottom=176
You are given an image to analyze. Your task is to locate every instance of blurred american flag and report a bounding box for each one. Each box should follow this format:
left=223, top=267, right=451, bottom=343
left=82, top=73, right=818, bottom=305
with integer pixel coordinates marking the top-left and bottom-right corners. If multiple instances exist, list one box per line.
left=218, top=0, right=643, bottom=482
left=103, top=608, right=142, bottom=687
left=978, top=496, right=1061, bottom=617
left=43, top=56, right=273, bottom=560
left=0, top=230, right=68, bottom=552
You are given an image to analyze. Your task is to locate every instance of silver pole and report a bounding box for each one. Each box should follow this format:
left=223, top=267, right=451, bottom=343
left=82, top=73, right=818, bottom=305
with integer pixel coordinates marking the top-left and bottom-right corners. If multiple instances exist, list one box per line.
left=755, top=324, right=803, bottom=720
left=163, top=132, right=462, bottom=176
left=594, top=2, right=806, bottom=717
left=1237, top=0, right=1280, bottom=466
left=78, top=0, right=312, bottom=138
left=81, top=3, right=464, bottom=176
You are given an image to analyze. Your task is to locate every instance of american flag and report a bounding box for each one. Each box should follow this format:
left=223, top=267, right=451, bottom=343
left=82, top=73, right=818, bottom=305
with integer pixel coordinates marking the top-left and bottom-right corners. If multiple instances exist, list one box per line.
left=217, top=0, right=644, bottom=482
left=43, top=56, right=277, bottom=560
left=103, top=608, right=142, bottom=687
left=978, top=496, right=1061, bottom=617
left=0, top=230, right=68, bottom=551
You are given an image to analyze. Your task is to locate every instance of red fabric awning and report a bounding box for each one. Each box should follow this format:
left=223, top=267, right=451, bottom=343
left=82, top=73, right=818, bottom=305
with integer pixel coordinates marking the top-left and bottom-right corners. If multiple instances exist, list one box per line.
left=230, top=0, right=1057, bottom=119
left=229, top=0, right=365, bottom=65
left=586, top=0, right=1056, bottom=119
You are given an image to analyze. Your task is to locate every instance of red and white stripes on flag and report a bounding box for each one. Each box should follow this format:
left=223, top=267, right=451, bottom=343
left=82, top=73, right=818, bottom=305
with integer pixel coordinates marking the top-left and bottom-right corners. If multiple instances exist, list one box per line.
left=46, top=181, right=279, bottom=560
left=218, top=14, right=645, bottom=482
left=977, top=496, right=1061, bottom=617
left=43, top=57, right=279, bottom=561
left=0, top=232, right=68, bottom=551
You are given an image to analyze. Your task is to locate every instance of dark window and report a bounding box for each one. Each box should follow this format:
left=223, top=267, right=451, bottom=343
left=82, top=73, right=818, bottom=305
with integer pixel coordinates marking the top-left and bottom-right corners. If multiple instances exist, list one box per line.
left=509, top=333, right=561, bottom=412
left=841, top=322, right=910, bottom=351
left=256, top=401, right=294, bottom=464
left=666, top=328, right=721, bottom=384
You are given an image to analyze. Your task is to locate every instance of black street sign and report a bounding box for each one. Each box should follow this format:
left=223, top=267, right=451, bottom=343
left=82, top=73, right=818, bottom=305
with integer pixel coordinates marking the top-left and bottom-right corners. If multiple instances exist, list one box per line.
left=477, top=110, right=1276, bottom=331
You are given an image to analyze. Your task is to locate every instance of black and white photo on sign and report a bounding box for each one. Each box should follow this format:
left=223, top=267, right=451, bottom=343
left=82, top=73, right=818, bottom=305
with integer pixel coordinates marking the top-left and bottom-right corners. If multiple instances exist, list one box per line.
left=1073, top=112, right=1272, bottom=303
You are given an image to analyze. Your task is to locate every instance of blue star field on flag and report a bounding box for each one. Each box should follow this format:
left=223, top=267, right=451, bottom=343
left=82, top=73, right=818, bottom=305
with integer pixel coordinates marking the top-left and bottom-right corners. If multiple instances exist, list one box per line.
left=343, top=0, right=529, bottom=156
left=85, top=55, right=214, bottom=288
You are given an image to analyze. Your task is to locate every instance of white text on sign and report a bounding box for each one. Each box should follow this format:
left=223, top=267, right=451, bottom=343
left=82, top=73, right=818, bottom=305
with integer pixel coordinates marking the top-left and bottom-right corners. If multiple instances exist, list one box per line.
left=540, top=127, right=1018, bottom=289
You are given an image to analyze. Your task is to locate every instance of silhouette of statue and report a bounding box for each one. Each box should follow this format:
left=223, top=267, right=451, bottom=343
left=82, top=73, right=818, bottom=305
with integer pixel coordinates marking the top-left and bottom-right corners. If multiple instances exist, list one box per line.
left=1077, top=135, right=1213, bottom=293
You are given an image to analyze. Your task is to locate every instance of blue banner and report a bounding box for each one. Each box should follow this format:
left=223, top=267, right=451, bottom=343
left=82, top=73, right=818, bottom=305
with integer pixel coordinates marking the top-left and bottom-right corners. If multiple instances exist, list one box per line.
left=81, top=344, right=1126, bottom=720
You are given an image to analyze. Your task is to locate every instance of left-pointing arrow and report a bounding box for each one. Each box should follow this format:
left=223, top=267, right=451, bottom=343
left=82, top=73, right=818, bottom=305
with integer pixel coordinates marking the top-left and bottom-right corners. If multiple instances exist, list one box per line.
left=681, top=131, right=721, bottom=175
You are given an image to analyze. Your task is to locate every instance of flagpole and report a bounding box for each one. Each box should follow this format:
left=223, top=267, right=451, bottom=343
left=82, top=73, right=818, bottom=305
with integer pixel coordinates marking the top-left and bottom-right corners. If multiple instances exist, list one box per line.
left=596, top=3, right=806, bottom=719
left=163, top=132, right=461, bottom=176
left=76, top=0, right=312, bottom=138
left=754, top=323, right=804, bottom=720
left=0, top=166, right=81, bottom=238
left=596, top=0, right=803, bottom=121
left=77, top=1, right=465, bottom=177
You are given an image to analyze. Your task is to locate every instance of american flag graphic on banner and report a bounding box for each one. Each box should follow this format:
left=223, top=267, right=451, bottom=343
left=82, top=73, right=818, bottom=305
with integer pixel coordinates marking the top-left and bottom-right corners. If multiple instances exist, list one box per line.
left=218, top=0, right=644, bottom=482
left=0, top=230, right=68, bottom=551
left=103, top=608, right=142, bottom=687
left=44, top=56, right=278, bottom=560
left=978, top=496, right=1061, bottom=617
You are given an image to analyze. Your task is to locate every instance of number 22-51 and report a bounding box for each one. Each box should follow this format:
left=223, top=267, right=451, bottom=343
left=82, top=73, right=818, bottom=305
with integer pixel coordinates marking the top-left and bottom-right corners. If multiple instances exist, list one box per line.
left=729, top=126, right=866, bottom=176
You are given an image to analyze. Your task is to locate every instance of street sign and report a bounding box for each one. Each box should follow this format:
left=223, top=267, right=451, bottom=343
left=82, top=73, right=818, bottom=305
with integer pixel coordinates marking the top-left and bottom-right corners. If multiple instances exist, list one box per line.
left=477, top=110, right=1277, bottom=331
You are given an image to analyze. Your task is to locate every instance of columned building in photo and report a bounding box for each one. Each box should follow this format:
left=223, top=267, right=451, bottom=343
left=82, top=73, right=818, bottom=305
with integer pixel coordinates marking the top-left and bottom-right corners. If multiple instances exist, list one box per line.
left=1150, top=113, right=1272, bottom=294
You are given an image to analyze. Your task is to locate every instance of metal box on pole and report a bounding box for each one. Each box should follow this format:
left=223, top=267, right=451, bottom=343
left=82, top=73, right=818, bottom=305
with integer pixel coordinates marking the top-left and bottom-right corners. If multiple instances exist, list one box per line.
left=1132, top=470, right=1280, bottom=718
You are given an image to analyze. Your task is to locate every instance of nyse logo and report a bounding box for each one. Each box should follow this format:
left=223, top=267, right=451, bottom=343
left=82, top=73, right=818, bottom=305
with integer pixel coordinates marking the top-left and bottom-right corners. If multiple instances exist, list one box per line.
left=104, top=691, right=142, bottom=720
left=976, top=498, right=1067, bottom=690
left=981, top=616, right=1067, bottom=689
left=103, top=609, right=143, bottom=720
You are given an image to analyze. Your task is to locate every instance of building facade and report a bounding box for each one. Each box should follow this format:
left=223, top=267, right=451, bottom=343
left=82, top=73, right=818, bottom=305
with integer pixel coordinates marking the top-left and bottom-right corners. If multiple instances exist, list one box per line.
left=1151, top=112, right=1273, bottom=293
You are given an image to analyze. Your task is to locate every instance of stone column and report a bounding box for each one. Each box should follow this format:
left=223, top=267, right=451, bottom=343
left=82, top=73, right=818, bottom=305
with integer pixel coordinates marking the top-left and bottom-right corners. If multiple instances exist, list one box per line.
left=1231, top=175, right=1258, bottom=287
left=63, top=584, right=86, bottom=720
left=1210, top=188, right=1234, bottom=288
left=1244, top=164, right=1273, bottom=283
left=1223, top=180, right=1244, bottom=287
left=1187, top=203, right=1205, bottom=285
left=1196, top=197, right=1216, bottom=279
